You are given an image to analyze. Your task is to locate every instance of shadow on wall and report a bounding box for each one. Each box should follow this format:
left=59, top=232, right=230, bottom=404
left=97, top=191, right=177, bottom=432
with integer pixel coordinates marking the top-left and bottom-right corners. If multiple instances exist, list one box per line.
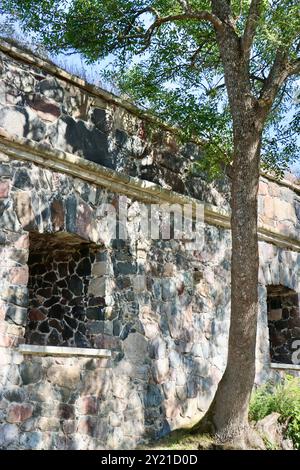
left=0, top=160, right=232, bottom=448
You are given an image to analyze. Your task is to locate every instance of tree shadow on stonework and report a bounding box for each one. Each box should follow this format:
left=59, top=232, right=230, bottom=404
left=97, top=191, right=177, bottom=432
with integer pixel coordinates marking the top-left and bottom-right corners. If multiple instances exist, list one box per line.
left=136, top=226, right=231, bottom=448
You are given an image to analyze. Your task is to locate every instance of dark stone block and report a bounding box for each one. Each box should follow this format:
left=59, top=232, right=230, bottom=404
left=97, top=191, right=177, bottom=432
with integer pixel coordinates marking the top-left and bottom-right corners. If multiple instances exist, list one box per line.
left=5, top=305, right=27, bottom=326
left=30, top=331, right=46, bottom=345
left=44, top=296, right=60, bottom=308
left=156, top=420, right=171, bottom=440
left=58, top=263, right=69, bottom=278
left=58, top=404, right=75, bottom=420
left=20, top=363, right=42, bottom=385
left=65, top=194, right=77, bottom=233
left=52, top=115, right=113, bottom=168
left=62, top=324, right=74, bottom=341
left=68, top=275, right=83, bottom=296
left=91, top=108, right=107, bottom=132
left=39, top=320, right=50, bottom=333
left=36, top=287, right=52, bottom=298
left=86, top=307, right=105, bottom=320
left=116, top=277, right=132, bottom=290
left=44, top=271, right=57, bottom=283
left=88, top=296, right=105, bottom=307
left=62, top=289, right=73, bottom=301
left=64, top=315, right=78, bottom=329
left=56, top=279, right=67, bottom=288
left=75, top=330, right=90, bottom=348
left=69, top=259, right=77, bottom=275
left=48, top=328, right=61, bottom=345
left=120, top=323, right=133, bottom=340
left=71, top=306, right=85, bottom=317
left=4, top=388, right=26, bottom=402
left=48, top=304, right=65, bottom=319
left=144, top=385, right=163, bottom=408
left=30, top=264, right=47, bottom=276
left=116, top=262, right=137, bottom=275
left=49, top=319, right=63, bottom=332
left=113, top=320, right=122, bottom=336
left=76, top=257, right=91, bottom=277
left=69, top=296, right=84, bottom=306
left=0, top=164, right=11, bottom=177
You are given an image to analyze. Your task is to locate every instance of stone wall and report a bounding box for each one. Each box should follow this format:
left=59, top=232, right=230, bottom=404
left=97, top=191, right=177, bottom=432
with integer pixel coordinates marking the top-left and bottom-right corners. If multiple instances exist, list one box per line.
left=0, top=41, right=300, bottom=450
left=0, top=159, right=231, bottom=449
left=0, top=42, right=229, bottom=208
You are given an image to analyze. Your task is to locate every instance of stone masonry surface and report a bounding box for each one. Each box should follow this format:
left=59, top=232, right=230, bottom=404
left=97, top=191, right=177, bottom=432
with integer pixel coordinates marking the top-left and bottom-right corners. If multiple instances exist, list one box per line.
left=0, top=41, right=300, bottom=450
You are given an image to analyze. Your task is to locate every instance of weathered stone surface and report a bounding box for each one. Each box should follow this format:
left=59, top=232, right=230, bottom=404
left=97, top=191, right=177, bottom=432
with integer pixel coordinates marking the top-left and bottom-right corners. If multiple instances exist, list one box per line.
left=1, top=44, right=300, bottom=452
left=5, top=305, right=27, bottom=326
left=20, top=363, right=42, bottom=385
left=14, top=191, right=36, bottom=230
left=47, top=365, right=80, bottom=389
left=0, top=424, right=19, bottom=447
left=51, top=199, right=65, bottom=231
left=7, top=403, right=33, bottom=423
left=0, top=180, right=10, bottom=198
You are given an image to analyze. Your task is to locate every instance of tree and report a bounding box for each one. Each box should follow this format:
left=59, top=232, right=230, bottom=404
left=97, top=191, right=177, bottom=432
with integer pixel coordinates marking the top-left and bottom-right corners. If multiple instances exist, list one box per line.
left=1, top=0, right=299, bottom=447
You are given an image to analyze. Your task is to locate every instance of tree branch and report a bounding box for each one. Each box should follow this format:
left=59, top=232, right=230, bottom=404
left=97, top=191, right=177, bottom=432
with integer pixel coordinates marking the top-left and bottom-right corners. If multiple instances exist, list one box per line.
left=242, top=0, right=263, bottom=61
left=258, top=50, right=291, bottom=110
left=289, top=58, right=300, bottom=76
left=114, top=7, right=224, bottom=54
left=150, top=11, right=224, bottom=31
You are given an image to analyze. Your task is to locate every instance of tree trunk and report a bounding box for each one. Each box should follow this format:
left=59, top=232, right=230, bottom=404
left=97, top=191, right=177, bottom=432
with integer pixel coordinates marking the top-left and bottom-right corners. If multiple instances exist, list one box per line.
left=196, top=125, right=263, bottom=448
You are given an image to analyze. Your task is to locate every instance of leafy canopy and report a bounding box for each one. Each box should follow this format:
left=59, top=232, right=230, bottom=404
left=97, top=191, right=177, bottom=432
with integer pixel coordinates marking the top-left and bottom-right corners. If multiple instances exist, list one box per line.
left=1, top=0, right=299, bottom=176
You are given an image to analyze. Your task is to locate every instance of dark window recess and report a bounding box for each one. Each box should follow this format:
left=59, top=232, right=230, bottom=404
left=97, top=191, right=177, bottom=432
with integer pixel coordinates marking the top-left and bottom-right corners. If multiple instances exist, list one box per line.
left=267, top=285, right=300, bottom=364
left=25, top=232, right=105, bottom=348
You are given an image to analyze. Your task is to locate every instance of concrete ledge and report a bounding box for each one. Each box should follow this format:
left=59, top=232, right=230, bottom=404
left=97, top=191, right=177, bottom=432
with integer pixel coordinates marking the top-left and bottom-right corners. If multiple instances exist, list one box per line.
left=270, top=362, right=300, bottom=371
left=18, top=344, right=111, bottom=358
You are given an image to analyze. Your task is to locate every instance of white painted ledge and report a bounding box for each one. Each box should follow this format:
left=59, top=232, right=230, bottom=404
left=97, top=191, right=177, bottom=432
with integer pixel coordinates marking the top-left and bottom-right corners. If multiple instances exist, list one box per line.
left=18, top=344, right=111, bottom=358
left=270, top=362, right=300, bottom=371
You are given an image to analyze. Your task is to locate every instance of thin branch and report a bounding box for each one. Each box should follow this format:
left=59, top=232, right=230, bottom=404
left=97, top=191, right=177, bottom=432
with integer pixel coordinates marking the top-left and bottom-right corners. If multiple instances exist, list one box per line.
left=289, top=58, right=300, bottom=76
left=149, top=11, right=224, bottom=32
left=242, top=0, right=263, bottom=61
left=250, top=74, right=265, bottom=84
left=136, top=11, right=223, bottom=53
left=177, top=0, right=192, bottom=12
left=258, top=49, right=290, bottom=111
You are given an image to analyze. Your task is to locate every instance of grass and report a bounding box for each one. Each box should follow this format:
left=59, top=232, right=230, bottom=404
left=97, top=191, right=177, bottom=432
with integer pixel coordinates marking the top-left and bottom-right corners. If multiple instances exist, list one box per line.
left=249, top=375, right=300, bottom=449
left=139, top=429, right=215, bottom=451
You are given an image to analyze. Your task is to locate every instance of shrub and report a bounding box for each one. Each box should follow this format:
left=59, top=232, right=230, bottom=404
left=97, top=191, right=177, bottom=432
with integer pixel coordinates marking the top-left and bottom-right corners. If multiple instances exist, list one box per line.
left=249, top=375, right=300, bottom=449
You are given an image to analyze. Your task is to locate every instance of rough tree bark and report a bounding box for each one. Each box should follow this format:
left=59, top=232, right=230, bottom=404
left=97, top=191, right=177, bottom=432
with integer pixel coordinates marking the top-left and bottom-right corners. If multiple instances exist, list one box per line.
left=195, top=1, right=266, bottom=447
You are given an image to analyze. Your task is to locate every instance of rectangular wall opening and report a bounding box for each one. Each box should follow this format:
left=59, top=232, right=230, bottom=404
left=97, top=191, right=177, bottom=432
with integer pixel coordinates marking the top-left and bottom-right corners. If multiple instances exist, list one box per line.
left=267, top=284, right=300, bottom=364
left=25, top=232, right=106, bottom=348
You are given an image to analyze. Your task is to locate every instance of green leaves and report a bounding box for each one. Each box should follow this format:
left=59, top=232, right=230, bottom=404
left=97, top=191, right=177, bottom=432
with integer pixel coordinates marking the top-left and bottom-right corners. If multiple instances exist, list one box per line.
left=250, top=376, right=300, bottom=449
left=1, top=0, right=299, bottom=176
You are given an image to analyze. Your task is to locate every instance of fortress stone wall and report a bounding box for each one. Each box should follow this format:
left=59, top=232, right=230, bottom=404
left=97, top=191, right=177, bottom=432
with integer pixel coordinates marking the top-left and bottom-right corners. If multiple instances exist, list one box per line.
left=0, top=41, right=300, bottom=449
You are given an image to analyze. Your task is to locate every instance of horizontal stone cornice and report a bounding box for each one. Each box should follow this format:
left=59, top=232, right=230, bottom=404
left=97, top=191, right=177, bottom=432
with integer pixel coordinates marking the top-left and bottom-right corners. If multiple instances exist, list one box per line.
left=1, top=128, right=300, bottom=252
